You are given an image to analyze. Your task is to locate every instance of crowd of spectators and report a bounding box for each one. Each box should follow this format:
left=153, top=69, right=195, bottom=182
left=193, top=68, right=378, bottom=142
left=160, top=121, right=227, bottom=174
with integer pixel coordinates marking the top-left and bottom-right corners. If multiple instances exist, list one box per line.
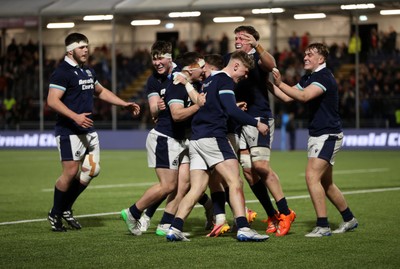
left=1, top=29, right=399, bottom=130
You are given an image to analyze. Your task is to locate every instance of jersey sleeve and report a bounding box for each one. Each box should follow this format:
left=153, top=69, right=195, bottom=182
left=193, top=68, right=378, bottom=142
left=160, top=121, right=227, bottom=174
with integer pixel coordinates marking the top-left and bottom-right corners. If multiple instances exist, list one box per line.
left=49, top=69, right=68, bottom=91
left=146, top=76, right=161, bottom=99
left=166, top=84, right=187, bottom=107
left=218, top=77, right=258, bottom=127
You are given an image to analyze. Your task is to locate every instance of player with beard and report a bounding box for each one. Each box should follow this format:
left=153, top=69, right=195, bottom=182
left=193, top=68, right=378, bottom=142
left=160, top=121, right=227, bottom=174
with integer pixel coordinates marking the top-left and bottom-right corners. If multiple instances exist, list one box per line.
left=47, top=32, right=140, bottom=231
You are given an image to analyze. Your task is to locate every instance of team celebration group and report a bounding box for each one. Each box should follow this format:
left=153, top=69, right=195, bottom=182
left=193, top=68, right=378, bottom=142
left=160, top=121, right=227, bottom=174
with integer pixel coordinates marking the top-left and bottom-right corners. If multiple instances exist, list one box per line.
left=46, top=25, right=358, bottom=241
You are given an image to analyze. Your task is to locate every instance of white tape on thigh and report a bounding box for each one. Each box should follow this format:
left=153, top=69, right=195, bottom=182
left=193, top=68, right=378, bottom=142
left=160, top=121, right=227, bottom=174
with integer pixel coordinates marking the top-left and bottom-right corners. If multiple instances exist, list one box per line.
left=239, top=153, right=252, bottom=169
left=250, top=146, right=271, bottom=162
left=79, top=154, right=100, bottom=183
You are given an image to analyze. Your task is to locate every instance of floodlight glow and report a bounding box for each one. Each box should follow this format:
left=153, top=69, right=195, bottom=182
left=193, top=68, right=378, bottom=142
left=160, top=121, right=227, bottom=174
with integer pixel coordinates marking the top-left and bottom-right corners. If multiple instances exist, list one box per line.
left=380, top=9, right=400, bottom=15
left=47, top=22, right=75, bottom=29
left=165, top=23, right=174, bottom=29
left=294, top=13, right=326, bottom=20
left=168, top=11, right=201, bottom=18
left=131, top=20, right=161, bottom=26
left=341, top=4, right=375, bottom=10
left=213, top=16, right=245, bottom=23
left=252, top=8, right=284, bottom=14
left=83, top=15, right=113, bottom=21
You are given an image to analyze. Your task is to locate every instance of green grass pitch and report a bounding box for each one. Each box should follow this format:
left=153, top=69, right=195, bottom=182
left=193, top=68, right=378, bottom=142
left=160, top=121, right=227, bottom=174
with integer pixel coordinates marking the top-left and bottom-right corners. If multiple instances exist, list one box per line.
left=0, top=150, right=399, bottom=268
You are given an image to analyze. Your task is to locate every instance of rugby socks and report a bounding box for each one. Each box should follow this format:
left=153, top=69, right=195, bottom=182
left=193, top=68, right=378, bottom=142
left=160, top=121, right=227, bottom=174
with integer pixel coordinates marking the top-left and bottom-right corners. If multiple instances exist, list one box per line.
left=235, top=216, right=250, bottom=229
left=171, top=217, right=184, bottom=231
left=145, top=197, right=166, bottom=218
left=199, top=193, right=213, bottom=212
left=129, top=204, right=142, bottom=220
left=211, top=191, right=226, bottom=215
left=51, top=187, right=67, bottom=216
left=65, top=178, right=87, bottom=211
left=211, top=191, right=227, bottom=225
left=316, top=217, right=329, bottom=228
left=340, top=207, right=354, bottom=222
left=159, top=212, right=175, bottom=225
left=250, top=180, right=277, bottom=217
left=198, top=193, right=210, bottom=205
left=224, top=187, right=231, bottom=208
left=276, top=198, right=291, bottom=216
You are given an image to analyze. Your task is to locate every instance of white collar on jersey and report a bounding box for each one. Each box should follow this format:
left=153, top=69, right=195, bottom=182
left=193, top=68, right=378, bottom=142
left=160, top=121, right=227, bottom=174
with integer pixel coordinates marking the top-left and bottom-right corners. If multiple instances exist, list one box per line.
left=248, top=48, right=256, bottom=55
left=64, top=56, right=80, bottom=68
left=313, top=63, right=326, bottom=73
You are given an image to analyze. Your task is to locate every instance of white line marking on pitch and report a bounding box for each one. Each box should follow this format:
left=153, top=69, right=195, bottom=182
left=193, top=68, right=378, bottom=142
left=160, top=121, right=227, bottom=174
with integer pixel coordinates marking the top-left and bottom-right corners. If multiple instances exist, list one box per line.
left=2, top=186, right=400, bottom=226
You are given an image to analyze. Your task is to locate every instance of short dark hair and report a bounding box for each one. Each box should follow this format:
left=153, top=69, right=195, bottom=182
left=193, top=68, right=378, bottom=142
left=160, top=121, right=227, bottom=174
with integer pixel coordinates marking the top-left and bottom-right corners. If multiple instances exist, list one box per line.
left=65, top=33, right=88, bottom=47
left=151, top=41, right=172, bottom=58
left=307, top=43, right=329, bottom=60
left=234, top=25, right=260, bottom=41
left=204, top=54, right=224, bottom=70
left=230, top=50, right=255, bottom=69
left=177, top=51, right=204, bottom=68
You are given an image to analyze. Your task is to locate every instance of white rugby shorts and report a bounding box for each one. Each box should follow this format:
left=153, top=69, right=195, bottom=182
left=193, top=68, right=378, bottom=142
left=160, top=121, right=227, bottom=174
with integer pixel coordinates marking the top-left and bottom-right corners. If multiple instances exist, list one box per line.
left=146, top=129, right=186, bottom=169
left=56, top=132, right=100, bottom=162
left=307, top=132, right=344, bottom=165
left=189, top=137, right=237, bottom=170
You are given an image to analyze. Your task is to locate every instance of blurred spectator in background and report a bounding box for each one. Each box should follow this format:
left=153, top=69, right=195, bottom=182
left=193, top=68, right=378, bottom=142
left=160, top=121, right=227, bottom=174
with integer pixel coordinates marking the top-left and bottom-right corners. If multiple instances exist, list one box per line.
left=174, top=40, right=189, bottom=59
left=288, top=31, right=300, bottom=53
left=3, top=91, right=19, bottom=130
left=348, top=30, right=362, bottom=62
left=369, top=27, right=379, bottom=56
left=387, top=26, right=397, bottom=55
left=301, top=32, right=310, bottom=52
left=219, top=33, right=229, bottom=55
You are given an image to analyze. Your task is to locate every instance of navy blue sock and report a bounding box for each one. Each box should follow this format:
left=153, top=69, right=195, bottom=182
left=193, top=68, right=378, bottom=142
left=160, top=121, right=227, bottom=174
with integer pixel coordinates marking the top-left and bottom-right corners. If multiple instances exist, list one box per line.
left=171, top=217, right=184, bottom=231
left=65, top=179, right=87, bottom=211
left=198, top=193, right=210, bottom=205
left=159, top=212, right=175, bottom=225
left=50, top=187, right=67, bottom=216
left=316, top=217, right=329, bottom=228
left=235, top=216, right=250, bottom=229
left=145, top=196, right=166, bottom=218
left=211, top=191, right=226, bottom=215
left=224, top=187, right=231, bottom=208
left=129, top=204, right=142, bottom=220
left=276, top=198, right=290, bottom=216
left=250, top=180, right=277, bottom=217
left=340, top=207, right=354, bottom=222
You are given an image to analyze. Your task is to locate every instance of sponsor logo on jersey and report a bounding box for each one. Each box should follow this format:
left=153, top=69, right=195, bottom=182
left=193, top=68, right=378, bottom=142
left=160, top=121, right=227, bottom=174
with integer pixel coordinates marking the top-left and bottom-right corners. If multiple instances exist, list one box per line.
left=79, top=78, right=94, bottom=91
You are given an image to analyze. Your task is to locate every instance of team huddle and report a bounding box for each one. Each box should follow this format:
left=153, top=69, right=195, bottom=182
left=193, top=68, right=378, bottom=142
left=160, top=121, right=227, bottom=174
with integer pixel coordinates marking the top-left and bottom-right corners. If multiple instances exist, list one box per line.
left=47, top=26, right=358, bottom=241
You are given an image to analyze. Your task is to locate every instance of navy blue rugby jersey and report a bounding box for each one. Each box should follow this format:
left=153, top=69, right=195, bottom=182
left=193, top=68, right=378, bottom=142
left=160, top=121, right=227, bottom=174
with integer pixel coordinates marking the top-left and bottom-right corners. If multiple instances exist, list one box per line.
left=146, top=64, right=180, bottom=127
left=145, top=63, right=180, bottom=100
left=191, top=71, right=258, bottom=140
left=224, top=52, right=272, bottom=119
left=159, top=82, right=195, bottom=140
left=49, top=57, right=98, bottom=136
left=145, top=70, right=170, bottom=100
left=296, top=67, right=342, bottom=136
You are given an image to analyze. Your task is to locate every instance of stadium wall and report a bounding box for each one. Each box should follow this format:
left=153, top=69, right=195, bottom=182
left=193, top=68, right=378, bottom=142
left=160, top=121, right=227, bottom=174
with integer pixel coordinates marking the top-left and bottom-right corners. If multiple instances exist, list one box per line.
left=1, top=129, right=399, bottom=150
